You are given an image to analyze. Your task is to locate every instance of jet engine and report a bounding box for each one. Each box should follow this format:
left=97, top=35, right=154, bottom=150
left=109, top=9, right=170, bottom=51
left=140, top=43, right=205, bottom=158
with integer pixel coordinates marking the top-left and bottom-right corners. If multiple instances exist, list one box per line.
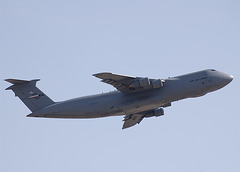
left=151, top=79, right=164, bottom=88
left=130, top=78, right=150, bottom=88
left=129, top=78, right=164, bottom=89
left=145, top=108, right=164, bottom=118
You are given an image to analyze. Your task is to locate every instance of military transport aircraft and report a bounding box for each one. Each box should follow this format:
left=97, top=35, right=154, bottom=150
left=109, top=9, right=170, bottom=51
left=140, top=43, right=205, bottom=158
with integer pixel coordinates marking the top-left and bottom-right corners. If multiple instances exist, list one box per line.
left=5, top=69, right=233, bottom=129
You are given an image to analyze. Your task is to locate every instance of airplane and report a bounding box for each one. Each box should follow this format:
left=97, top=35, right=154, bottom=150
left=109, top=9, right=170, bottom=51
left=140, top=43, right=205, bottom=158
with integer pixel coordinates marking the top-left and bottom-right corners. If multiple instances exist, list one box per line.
left=5, top=69, right=233, bottom=129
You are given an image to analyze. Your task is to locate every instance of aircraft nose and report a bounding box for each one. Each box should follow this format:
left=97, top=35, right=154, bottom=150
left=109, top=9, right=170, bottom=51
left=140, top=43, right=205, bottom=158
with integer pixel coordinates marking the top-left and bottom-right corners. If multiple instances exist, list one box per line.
left=225, top=74, right=233, bottom=84
left=221, top=73, right=233, bottom=86
left=213, top=71, right=233, bottom=88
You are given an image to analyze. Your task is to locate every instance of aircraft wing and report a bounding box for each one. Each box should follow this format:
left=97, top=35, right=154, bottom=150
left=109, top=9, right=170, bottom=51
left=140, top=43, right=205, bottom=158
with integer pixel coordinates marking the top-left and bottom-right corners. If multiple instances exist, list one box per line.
left=93, top=72, right=164, bottom=93
left=122, top=106, right=167, bottom=129
left=93, top=72, right=137, bottom=93
left=122, top=113, right=145, bottom=129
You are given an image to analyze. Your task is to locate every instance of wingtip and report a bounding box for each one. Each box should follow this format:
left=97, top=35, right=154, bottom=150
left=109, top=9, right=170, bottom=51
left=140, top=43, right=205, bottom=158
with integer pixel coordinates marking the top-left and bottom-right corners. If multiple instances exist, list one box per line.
left=122, top=123, right=130, bottom=130
left=5, top=79, right=13, bottom=82
left=93, top=72, right=112, bottom=76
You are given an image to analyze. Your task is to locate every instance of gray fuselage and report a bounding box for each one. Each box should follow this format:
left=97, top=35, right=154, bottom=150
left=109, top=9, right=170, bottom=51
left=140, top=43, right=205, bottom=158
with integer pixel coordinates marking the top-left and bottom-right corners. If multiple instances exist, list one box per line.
left=28, top=69, right=233, bottom=118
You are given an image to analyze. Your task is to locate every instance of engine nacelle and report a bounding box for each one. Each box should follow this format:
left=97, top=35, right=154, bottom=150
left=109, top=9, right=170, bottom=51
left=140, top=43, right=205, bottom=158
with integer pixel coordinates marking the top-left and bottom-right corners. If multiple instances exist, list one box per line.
left=139, top=78, right=150, bottom=87
left=151, top=79, right=164, bottom=88
left=145, top=108, right=164, bottom=118
left=129, top=78, right=164, bottom=89
left=130, top=78, right=150, bottom=88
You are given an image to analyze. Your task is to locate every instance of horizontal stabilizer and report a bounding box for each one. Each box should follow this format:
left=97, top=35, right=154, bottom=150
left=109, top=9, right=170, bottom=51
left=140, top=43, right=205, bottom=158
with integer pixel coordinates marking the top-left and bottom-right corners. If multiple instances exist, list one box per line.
left=5, top=79, right=40, bottom=90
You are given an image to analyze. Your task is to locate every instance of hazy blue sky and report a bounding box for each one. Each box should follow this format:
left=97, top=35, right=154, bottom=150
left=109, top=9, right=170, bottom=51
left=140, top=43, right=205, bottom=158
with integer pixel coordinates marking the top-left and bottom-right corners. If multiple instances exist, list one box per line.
left=1, top=0, right=239, bottom=172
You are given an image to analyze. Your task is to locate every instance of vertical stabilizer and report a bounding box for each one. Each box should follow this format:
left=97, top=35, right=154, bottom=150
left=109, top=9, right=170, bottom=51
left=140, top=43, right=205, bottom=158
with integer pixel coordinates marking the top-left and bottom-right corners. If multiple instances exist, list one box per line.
left=5, top=79, right=55, bottom=112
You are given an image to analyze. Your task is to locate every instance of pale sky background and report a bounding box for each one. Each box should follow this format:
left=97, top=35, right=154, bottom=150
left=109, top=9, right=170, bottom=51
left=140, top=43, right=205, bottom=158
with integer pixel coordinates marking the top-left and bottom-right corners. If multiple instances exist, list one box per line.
left=1, top=0, right=239, bottom=172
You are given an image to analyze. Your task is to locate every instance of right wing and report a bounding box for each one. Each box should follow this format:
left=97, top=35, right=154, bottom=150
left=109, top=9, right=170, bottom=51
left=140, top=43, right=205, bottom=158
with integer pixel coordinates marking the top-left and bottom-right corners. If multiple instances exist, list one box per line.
left=93, top=72, right=138, bottom=93
left=93, top=72, right=164, bottom=93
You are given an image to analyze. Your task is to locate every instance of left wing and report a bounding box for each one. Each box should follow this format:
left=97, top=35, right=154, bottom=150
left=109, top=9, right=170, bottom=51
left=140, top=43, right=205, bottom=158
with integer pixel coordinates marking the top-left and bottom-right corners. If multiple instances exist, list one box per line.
left=122, top=113, right=145, bottom=129
left=122, top=107, right=165, bottom=129
left=93, top=72, right=164, bottom=93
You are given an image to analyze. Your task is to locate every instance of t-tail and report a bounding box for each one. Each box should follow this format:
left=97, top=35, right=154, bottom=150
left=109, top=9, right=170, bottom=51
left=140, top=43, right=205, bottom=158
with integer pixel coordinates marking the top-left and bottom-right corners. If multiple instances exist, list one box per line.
left=5, top=79, right=55, bottom=112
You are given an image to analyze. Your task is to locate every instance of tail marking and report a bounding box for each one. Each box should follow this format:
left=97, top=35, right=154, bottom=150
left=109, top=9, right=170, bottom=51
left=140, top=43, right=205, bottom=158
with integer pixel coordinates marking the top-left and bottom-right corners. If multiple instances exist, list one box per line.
left=5, top=79, right=55, bottom=112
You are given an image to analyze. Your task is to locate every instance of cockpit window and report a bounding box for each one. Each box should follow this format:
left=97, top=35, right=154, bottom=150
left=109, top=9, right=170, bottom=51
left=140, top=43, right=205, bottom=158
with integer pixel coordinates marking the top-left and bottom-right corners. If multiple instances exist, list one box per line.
left=211, top=69, right=216, bottom=71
